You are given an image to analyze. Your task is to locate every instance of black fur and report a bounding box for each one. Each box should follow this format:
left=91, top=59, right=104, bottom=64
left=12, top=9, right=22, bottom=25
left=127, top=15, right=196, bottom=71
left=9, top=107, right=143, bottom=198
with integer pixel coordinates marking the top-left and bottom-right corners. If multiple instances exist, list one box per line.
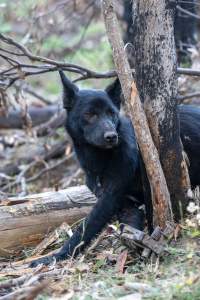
left=30, top=74, right=200, bottom=267
left=179, top=105, right=200, bottom=187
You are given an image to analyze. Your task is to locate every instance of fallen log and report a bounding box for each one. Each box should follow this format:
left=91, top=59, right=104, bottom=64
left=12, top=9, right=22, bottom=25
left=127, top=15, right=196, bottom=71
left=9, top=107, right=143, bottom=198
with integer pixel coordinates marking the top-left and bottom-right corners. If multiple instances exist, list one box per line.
left=0, top=185, right=96, bottom=255
left=0, top=105, right=60, bottom=129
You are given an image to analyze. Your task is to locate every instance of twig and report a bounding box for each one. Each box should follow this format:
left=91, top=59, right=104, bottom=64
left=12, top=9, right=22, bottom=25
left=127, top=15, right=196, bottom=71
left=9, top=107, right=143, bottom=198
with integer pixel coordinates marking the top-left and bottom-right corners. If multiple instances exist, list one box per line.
left=1, top=33, right=200, bottom=91
left=86, top=231, right=105, bottom=253
left=25, top=154, right=74, bottom=184
left=35, top=110, right=66, bottom=137
left=1, top=153, right=75, bottom=192
left=0, top=33, right=116, bottom=88
left=177, top=5, right=200, bottom=20
left=177, top=68, right=200, bottom=76
left=0, top=282, right=47, bottom=300
left=62, top=168, right=83, bottom=188
left=0, top=274, right=31, bottom=289
left=22, top=85, right=53, bottom=105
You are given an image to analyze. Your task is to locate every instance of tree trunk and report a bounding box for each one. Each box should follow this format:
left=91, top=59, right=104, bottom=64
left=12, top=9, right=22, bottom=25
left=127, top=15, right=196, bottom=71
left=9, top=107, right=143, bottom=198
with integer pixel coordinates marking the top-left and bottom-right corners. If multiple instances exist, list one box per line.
left=132, top=0, right=190, bottom=220
left=0, top=185, right=95, bottom=253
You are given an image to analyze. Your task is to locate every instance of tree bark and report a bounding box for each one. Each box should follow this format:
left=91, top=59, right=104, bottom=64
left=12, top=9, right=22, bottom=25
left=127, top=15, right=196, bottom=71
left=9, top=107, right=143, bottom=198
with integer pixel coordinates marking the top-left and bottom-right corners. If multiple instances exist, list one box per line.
left=0, top=185, right=95, bottom=253
left=132, top=0, right=190, bottom=220
left=102, top=0, right=173, bottom=228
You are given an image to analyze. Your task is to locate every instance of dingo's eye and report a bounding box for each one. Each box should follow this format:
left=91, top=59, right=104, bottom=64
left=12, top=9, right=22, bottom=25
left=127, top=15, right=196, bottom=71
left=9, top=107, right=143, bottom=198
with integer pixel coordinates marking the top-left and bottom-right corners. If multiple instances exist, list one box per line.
left=107, top=110, right=115, bottom=117
left=84, top=112, right=98, bottom=123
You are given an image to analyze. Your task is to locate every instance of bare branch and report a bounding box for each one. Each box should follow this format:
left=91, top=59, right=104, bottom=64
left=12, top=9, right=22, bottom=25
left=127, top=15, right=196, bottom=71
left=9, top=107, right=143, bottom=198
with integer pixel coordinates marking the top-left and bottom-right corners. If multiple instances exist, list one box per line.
left=178, top=92, right=200, bottom=102
left=177, top=68, right=200, bottom=76
left=177, top=5, right=200, bottom=20
left=1, top=33, right=200, bottom=92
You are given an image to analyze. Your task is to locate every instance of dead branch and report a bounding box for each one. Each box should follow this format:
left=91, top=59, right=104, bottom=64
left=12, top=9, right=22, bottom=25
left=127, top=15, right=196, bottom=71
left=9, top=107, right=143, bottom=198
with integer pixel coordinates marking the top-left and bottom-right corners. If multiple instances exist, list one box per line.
left=0, top=33, right=115, bottom=89
left=177, top=5, right=200, bottom=20
left=61, top=168, right=83, bottom=189
left=102, top=0, right=173, bottom=228
left=178, top=92, right=200, bottom=102
left=1, top=33, right=200, bottom=92
left=0, top=105, right=59, bottom=129
left=0, top=274, right=31, bottom=289
left=177, top=68, right=200, bottom=76
left=35, top=110, right=66, bottom=137
left=22, top=84, right=53, bottom=105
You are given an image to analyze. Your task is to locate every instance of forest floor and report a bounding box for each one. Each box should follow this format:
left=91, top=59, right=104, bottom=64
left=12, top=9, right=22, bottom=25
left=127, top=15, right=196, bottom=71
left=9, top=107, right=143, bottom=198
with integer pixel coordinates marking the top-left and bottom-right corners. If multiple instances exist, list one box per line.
left=0, top=221, right=200, bottom=300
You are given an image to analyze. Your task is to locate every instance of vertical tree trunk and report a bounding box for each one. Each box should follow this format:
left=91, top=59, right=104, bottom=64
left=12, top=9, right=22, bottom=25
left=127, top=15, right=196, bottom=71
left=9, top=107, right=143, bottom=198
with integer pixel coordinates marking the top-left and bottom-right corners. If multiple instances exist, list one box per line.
left=132, top=0, right=190, bottom=220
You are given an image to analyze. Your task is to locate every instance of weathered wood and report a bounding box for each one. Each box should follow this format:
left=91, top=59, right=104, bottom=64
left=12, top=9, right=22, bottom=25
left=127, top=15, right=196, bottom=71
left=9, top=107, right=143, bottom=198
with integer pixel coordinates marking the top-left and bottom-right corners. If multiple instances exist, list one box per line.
left=102, top=0, right=173, bottom=228
left=132, top=0, right=190, bottom=219
left=0, top=185, right=96, bottom=253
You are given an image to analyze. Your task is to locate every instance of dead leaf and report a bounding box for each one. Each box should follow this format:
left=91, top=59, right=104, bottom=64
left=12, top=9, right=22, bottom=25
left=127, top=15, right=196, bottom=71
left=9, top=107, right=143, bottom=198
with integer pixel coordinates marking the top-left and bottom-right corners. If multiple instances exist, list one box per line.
left=116, top=249, right=128, bottom=274
left=174, top=224, right=181, bottom=241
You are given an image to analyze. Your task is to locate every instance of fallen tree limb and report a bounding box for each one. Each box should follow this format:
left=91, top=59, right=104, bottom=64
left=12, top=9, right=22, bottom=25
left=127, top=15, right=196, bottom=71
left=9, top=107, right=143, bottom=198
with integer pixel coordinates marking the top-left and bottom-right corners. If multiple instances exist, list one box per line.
left=35, top=110, right=66, bottom=137
left=0, top=185, right=96, bottom=254
left=0, top=105, right=59, bottom=129
left=177, top=92, right=200, bottom=103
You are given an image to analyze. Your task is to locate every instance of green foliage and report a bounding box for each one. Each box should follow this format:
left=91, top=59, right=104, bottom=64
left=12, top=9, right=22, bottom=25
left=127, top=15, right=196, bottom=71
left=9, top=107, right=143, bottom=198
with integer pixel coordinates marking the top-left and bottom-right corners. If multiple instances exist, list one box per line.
left=45, top=80, right=60, bottom=95
left=41, top=35, right=66, bottom=52
left=13, top=0, right=47, bottom=18
left=0, top=20, right=11, bottom=33
left=185, top=228, right=200, bottom=238
left=92, top=258, right=107, bottom=272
